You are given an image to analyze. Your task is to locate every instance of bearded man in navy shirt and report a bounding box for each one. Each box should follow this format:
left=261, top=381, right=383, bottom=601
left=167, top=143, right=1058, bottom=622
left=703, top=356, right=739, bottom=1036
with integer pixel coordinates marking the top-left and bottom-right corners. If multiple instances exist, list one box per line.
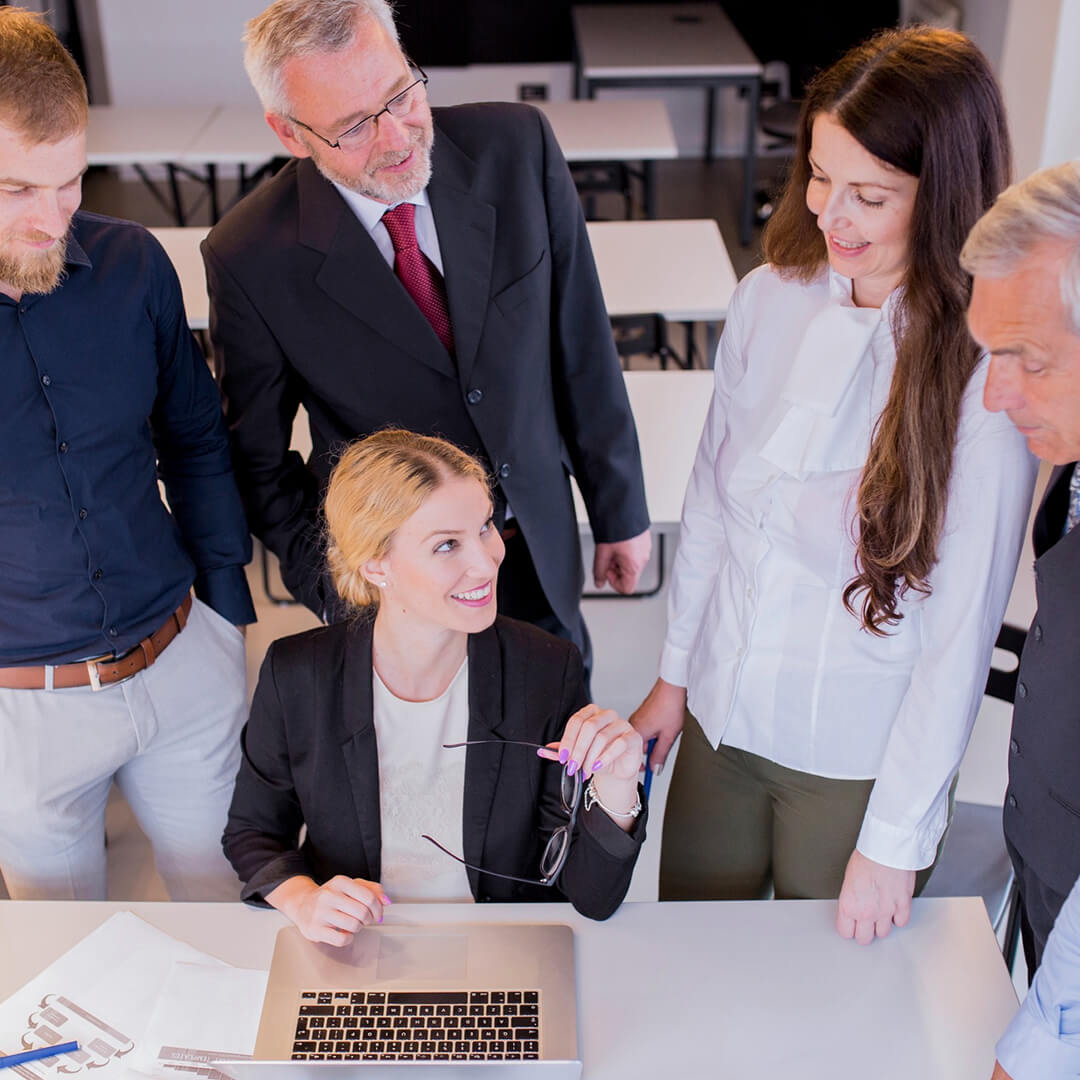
left=0, top=8, right=255, bottom=901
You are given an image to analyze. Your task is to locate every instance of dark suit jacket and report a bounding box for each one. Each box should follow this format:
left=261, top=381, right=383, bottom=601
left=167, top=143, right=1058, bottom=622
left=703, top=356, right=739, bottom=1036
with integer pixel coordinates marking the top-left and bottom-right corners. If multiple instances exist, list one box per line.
left=223, top=615, right=646, bottom=921
left=1004, top=463, right=1080, bottom=897
left=202, top=103, right=649, bottom=629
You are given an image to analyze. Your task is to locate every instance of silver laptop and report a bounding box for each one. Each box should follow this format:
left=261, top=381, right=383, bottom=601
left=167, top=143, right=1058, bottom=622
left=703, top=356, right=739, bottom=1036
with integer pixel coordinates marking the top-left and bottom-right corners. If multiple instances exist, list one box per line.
left=216, top=923, right=581, bottom=1080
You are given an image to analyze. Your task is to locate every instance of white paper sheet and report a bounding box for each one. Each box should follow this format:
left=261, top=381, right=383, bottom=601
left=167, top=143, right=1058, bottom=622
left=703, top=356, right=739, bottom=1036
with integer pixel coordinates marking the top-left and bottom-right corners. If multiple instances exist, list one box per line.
left=0, top=913, right=263, bottom=1080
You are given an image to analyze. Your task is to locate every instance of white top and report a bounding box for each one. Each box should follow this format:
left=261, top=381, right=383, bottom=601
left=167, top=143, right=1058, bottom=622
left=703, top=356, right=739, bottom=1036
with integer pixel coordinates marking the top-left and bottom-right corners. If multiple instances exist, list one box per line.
left=372, top=658, right=472, bottom=902
left=331, top=182, right=445, bottom=275
left=660, top=264, right=1037, bottom=870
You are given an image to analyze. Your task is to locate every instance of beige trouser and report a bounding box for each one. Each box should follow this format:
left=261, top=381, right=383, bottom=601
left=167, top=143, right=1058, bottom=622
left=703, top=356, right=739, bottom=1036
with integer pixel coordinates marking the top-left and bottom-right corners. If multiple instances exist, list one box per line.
left=659, top=712, right=948, bottom=900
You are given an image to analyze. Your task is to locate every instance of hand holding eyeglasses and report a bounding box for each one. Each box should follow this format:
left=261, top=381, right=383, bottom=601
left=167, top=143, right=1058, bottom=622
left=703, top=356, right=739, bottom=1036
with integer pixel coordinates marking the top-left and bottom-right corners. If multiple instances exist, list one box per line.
left=538, top=704, right=643, bottom=830
left=267, top=873, right=392, bottom=947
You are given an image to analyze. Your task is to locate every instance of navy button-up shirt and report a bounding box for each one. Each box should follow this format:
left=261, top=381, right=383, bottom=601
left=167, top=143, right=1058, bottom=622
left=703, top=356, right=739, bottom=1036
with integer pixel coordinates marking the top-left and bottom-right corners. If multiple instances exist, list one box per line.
left=0, top=210, right=255, bottom=665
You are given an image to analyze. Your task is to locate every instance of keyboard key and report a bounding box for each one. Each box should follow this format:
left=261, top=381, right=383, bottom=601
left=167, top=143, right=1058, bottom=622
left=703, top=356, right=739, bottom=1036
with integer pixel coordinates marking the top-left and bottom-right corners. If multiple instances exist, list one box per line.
left=426, top=1017, right=441, bottom=1029
left=524, top=992, right=539, bottom=1003
left=350, top=993, right=364, bottom=1004
left=524, top=1041, right=539, bottom=1052
left=393, top=1018, right=409, bottom=1030
left=369, top=1006, right=385, bottom=1016
left=470, top=993, right=489, bottom=1004
left=362, top=1031, right=377, bottom=1042
left=494, top=1017, right=509, bottom=1029
left=436, top=1005, right=451, bottom=1016
left=490, top=1042, right=505, bottom=1053
left=403, top=1006, right=418, bottom=1017
left=317, top=1042, right=333, bottom=1053
left=455, top=1042, right=470, bottom=1054
left=511, top=1017, right=535, bottom=1028
left=291, top=1054, right=307, bottom=1061
left=419, top=1006, right=434, bottom=1017
left=520, top=1004, right=539, bottom=1016
left=389, top=992, right=467, bottom=1005
left=352, top=1005, right=368, bottom=1016
left=482, top=1030, right=497, bottom=1041
left=399, top=1054, right=414, bottom=1061
left=452, top=1053, right=467, bottom=1060
left=302, top=992, right=317, bottom=1000
left=385, top=1042, right=400, bottom=1053
left=300, top=1006, right=334, bottom=1017
left=452, top=1005, right=467, bottom=1017
left=376, top=1018, right=391, bottom=1029
left=292, top=1042, right=317, bottom=1054
left=491, top=992, right=506, bottom=1004
left=344, top=1054, right=359, bottom=1061
left=335, top=1041, right=351, bottom=1052
left=525, top=1053, right=539, bottom=1060
left=507, top=1041, right=522, bottom=1052
left=334, top=992, right=349, bottom=1000
left=327, top=1054, right=342, bottom=1060
left=489, top=1053, right=505, bottom=1060
left=362, top=1054, right=378, bottom=1061
left=507, top=992, right=522, bottom=1004
left=403, top=1042, right=419, bottom=1053
left=504, top=1005, right=518, bottom=1016
left=445, top=1017, right=460, bottom=1029
left=385, top=1006, right=401, bottom=1017
left=469, top=1005, right=485, bottom=1017
left=309, top=1054, right=324, bottom=1061
left=507, top=1053, right=522, bottom=1060
left=438, top=1041, right=454, bottom=1053
left=470, top=1053, right=486, bottom=1061
left=477, top=1018, right=493, bottom=1029
left=336, top=1005, right=350, bottom=1016
left=368, top=994, right=386, bottom=1004
left=317, top=993, right=332, bottom=1004
left=435, top=1054, right=450, bottom=1061
left=359, top=1018, right=374, bottom=1029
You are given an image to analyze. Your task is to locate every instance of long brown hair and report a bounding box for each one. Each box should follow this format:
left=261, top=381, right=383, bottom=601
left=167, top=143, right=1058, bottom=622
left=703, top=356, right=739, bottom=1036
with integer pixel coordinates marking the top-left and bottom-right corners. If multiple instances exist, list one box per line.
left=764, top=26, right=1011, bottom=633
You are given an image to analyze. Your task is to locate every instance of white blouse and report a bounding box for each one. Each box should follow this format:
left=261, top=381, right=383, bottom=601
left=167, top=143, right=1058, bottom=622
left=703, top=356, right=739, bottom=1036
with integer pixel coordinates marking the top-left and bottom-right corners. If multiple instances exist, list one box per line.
left=373, top=658, right=473, bottom=902
left=660, top=265, right=1037, bottom=870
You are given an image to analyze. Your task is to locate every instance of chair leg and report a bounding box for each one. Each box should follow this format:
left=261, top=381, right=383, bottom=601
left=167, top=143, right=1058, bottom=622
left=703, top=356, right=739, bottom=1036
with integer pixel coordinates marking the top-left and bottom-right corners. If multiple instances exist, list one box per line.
left=1001, top=880, right=1023, bottom=973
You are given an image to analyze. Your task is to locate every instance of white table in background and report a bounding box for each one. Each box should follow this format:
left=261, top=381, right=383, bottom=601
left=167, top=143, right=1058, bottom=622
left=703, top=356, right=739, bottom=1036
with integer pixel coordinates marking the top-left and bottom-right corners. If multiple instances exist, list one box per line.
left=572, top=2, right=763, bottom=244
left=0, top=898, right=1017, bottom=1080
left=537, top=99, right=677, bottom=217
left=87, top=105, right=219, bottom=224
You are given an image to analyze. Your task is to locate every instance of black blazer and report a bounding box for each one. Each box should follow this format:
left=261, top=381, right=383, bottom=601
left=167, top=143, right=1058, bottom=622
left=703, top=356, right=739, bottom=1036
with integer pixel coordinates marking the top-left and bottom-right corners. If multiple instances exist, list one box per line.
left=223, top=615, right=646, bottom=920
left=1004, top=464, right=1080, bottom=896
left=202, top=103, right=649, bottom=629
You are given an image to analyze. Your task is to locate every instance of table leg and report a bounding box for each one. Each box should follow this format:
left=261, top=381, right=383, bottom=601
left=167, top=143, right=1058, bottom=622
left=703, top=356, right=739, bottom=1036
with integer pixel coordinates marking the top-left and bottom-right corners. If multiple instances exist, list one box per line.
left=165, top=164, right=186, bottom=227
left=207, top=163, right=220, bottom=225
left=740, top=75, right=761, bottom=247
left=705, top=86, right=716, bottom=162
left=643, top=160, right=656, bottom=219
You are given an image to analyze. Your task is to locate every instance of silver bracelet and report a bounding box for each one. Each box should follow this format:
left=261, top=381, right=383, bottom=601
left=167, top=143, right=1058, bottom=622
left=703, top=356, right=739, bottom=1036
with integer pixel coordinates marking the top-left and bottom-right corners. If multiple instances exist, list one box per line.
left=584, top=777, right=642, bottom=819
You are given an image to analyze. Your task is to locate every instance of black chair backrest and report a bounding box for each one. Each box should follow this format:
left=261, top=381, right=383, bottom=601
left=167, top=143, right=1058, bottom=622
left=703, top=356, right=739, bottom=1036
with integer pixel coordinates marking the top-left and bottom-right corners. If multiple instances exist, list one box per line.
left=985, top=623, right=1028, bottom=705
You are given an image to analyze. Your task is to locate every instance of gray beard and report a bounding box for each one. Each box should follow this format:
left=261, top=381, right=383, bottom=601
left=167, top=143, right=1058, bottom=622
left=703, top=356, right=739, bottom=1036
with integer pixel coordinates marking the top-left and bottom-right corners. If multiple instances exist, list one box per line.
left=314, top=128, right=434, bottom=204
left=0, top=239, right=67, bottom=296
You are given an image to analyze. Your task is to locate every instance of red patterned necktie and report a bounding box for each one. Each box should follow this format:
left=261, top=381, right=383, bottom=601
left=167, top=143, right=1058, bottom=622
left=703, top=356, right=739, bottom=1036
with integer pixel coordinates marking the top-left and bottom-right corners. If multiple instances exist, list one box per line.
left=381, top=202, right=455, bottom=354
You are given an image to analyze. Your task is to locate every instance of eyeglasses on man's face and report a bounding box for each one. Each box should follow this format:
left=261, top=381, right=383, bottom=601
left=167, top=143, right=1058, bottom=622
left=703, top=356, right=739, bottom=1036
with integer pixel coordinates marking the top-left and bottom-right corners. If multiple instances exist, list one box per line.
left=422, top=740, right=582, bottom=888
left=289, top=64, right=429, bottom=152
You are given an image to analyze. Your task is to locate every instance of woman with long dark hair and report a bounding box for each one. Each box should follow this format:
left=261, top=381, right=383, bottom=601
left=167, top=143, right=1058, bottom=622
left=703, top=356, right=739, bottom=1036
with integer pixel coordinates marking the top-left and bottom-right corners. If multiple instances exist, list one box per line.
left=632, top=26, right=1036, bottom=942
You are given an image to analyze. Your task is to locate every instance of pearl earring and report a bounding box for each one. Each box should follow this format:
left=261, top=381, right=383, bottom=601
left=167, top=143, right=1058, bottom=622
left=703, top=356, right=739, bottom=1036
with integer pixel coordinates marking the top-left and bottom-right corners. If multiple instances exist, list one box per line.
left=378, top=581, right=387, bottom=588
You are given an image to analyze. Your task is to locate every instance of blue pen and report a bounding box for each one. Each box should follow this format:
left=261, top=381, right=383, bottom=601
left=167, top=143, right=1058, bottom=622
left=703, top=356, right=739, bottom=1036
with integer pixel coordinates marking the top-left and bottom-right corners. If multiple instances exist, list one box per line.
left=643, top=737, right=657, bottom=800
left=0, top=1042, right=80, bottom=1070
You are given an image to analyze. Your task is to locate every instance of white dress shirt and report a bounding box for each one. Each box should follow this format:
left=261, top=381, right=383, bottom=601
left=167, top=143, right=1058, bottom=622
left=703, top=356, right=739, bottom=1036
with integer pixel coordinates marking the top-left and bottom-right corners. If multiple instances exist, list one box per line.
left=997, top=873, right=1080, bottom=1079
left=373, top=658, right=472, bottom=902
left=660, top=265, right=1037, bottom=870
left=332, top=181, right=444, bottom=273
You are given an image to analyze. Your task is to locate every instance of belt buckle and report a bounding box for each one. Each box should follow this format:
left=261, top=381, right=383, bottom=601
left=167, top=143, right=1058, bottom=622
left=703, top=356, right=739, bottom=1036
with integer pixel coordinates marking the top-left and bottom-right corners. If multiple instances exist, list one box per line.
left=84, top=653, right=112, bottom=692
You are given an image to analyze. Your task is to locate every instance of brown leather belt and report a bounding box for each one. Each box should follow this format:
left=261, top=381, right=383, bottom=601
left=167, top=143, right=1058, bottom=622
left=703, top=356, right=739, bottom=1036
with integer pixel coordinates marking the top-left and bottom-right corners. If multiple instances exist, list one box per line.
left=0, top=594, right=193, bottom=691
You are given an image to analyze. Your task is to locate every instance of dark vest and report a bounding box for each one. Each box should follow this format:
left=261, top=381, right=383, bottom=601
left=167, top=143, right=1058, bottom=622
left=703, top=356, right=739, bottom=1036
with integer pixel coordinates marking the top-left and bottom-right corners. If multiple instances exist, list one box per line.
left=1003, top=464, right=1080, bottom=895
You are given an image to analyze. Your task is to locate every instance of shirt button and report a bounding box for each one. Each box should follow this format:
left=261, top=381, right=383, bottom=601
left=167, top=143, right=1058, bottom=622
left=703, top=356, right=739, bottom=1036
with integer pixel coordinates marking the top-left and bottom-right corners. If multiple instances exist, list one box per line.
left=498, top=463, right=511, bottom=479
left=466, top=388, right=483, bottom=405
left=746, top=586, right=753, bottom=599
left=92, top=569, right=103, bottom=581
left=1034, top=625, right=1043, bottom=642
left=58, top=442, right=68, bottom=454
left=1009, top=739, right=1019, bottom=755
left=1017, top=682, right=1028, bottom=699
left=78, top=508, right=88, bottom=520
left=41, top=374, right=51, bottom=386
left=108, top=626, right=119, bottom=638
left=1007, top=794, right=1017, bottom=808
left=736, top=646, right=745, bottom=658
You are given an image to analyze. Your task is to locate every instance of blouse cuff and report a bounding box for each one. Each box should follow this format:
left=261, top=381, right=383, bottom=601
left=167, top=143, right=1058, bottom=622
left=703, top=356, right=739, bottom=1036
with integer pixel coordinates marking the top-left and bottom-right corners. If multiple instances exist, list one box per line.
left=855, top=811, right=938, bottom=872
left=996, top=1003, right=1080, bottom=1080
left=658, top=642, right=690, bottom=687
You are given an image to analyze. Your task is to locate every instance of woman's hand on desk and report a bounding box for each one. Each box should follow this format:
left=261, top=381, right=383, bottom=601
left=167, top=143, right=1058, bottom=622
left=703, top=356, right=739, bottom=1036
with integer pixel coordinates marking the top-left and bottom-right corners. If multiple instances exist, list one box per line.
left=629, top=678, right=687, bottom=775
left=540, top=704, right=643, bottom=831
left=836, top=850, right=916, bottom=945
left=267, top=874, right=392, bottom=946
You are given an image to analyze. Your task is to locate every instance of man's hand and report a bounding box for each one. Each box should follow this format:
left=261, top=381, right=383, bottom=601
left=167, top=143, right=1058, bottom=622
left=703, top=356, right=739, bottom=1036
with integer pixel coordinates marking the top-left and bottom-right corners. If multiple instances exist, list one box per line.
left=836, top=849, right=916, bottom=945
left=593, top=528, right=652, bottom=593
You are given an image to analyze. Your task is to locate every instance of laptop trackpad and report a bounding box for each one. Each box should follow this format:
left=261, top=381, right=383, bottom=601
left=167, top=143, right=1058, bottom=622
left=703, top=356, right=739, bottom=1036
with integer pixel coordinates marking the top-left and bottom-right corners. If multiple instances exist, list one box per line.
left=376, top=933, right=468, bottom=981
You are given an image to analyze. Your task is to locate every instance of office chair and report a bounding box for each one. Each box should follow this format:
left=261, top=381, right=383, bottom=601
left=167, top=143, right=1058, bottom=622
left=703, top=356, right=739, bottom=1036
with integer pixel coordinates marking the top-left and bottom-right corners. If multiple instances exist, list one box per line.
left=609, top=313, right=684, bottom=371
left=922, top=623, right=1026, bottom=970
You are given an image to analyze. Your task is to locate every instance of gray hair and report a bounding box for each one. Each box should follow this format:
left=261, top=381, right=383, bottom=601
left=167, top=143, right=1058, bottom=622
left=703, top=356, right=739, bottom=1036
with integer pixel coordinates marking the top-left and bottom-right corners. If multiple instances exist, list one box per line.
left=961, top=160, right=1080, bottom=336
left=244, top=0, right=400, bottom=117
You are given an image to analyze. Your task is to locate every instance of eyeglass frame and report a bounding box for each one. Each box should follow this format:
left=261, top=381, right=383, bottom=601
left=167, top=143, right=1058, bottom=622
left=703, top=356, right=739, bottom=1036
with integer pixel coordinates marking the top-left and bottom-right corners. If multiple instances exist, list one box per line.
left=287, top=63, right=430, bottom=151
left=421, top=739, right=582, bottom=888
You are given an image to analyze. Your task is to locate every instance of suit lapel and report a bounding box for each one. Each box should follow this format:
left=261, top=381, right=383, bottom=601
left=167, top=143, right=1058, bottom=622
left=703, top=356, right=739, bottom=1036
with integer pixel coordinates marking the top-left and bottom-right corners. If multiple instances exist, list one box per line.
left=339, top=619, right=383, bottom=881
left=1034, top=464, right=1073, bottom=557
left=428, top=121, right=496, bottom=388
left=296, top=159, right=457, bottom=379
left=462, top=625, right=507, bottom=884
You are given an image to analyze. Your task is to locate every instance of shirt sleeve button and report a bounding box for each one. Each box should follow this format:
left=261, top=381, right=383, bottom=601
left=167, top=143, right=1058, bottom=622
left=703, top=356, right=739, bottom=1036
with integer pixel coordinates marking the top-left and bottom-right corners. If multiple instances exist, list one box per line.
left=92, top=569, right=103, bottom=581
left=466, top=389, right=483, bottom=405
left=78, top=508, right=88, bottom=520
left=58, top=442, right=69, bottom=454
left=41, top=374, right=51, bottom=386
left=498, top=463, right=511, bottom=479
left=108, top=627, right=119, bottom=638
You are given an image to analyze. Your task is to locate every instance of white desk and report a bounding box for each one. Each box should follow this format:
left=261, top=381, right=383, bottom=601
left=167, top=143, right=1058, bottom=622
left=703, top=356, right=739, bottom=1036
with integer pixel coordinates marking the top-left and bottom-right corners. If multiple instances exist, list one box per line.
left=151, top=219, right=736, bottom=336
left=86, top=104, right=218, bottom=166
left=0, top=898, right=1017, bottom=1079
left=572, top=2, right=763, bottom=244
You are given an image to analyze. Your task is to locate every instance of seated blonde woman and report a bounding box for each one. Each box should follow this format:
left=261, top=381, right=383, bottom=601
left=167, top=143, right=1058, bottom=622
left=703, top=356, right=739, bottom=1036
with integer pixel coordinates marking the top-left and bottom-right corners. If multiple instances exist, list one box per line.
left=224, top=430, right=646, bottom=943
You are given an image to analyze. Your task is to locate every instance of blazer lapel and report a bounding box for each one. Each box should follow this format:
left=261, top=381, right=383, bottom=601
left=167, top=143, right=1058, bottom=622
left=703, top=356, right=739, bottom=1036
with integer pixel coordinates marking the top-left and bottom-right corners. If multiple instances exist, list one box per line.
left=428, top=122, right=496, bottom=388
left=338, top=619, right=383, bottom=881
left=1034, top=464, right=1073, bottom=557
left=462, top=625, right=507, bottom=884
left=296, top=159, right=457, bottom=379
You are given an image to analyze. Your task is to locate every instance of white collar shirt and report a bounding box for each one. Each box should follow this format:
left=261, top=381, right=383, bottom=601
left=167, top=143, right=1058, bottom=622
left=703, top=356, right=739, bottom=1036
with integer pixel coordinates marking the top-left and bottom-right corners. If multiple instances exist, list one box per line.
left=660, top=264, right=1037, bottom=870
left=332, top=182, right=444, bottom=275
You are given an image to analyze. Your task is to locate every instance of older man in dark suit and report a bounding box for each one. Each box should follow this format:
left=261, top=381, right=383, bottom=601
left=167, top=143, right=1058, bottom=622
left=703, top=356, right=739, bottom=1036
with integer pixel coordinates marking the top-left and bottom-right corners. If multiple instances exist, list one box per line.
left=963, top=161, right=1080, bottom=1080
left=203, top=0, right=651, bottom=668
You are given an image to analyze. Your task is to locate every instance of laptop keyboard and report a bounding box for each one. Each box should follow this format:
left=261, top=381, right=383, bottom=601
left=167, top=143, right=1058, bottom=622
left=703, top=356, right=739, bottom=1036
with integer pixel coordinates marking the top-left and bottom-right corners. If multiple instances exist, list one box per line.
left=291, top=990, right=542, bottom=1062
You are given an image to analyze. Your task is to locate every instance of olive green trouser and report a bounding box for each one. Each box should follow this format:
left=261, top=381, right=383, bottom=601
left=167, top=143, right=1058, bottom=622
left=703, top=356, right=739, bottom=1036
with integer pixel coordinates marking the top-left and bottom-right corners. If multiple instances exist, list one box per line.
left=659, top=712, right=950, bottom=900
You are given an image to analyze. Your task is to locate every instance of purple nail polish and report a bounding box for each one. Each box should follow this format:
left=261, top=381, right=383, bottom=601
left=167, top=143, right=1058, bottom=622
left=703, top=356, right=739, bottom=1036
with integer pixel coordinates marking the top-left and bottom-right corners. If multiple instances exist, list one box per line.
left=592, top=759, right=604, bottom=771
left=536, top=746, right=546, bottom=757
left=567, top=759, right=579, bottom=776
left=558, top=748, right=570, bottom=764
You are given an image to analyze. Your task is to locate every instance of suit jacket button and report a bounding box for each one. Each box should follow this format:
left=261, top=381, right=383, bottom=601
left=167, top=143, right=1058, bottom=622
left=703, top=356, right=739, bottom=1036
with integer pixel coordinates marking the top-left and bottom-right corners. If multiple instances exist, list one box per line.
left=1017, top=682, right=1028, bottom=699
left=1034, top=625, right=1043, bottom=642
left=1010, top=739, right=1019, bottom=754
left=467, top=388, right=483, bottom=405
left=498, top=463, right=511, bottom=479
left=1007, top=794, right=1017, bottom=808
